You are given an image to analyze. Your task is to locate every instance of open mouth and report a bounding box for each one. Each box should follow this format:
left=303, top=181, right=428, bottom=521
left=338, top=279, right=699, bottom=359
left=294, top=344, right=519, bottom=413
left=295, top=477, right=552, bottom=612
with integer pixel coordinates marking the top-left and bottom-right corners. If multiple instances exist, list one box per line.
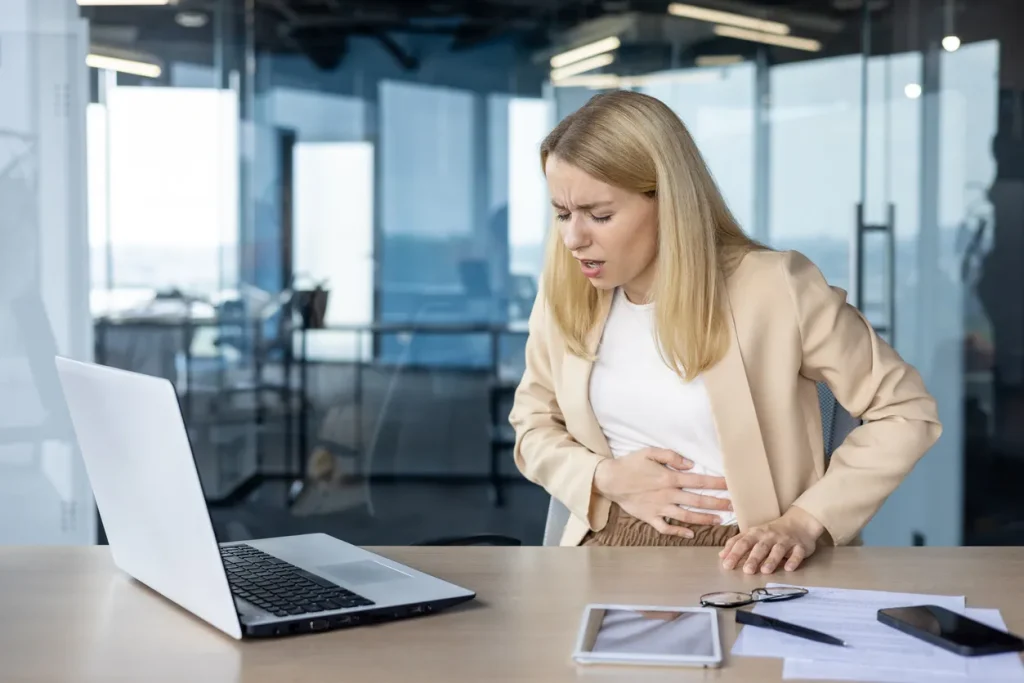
left=577, top=259, right=605, bottom=277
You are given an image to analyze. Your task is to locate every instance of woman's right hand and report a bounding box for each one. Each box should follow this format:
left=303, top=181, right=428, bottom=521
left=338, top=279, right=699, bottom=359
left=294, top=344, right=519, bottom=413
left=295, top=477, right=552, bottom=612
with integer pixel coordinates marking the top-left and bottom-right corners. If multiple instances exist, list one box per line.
left=592, top=448, right=731, bottom=538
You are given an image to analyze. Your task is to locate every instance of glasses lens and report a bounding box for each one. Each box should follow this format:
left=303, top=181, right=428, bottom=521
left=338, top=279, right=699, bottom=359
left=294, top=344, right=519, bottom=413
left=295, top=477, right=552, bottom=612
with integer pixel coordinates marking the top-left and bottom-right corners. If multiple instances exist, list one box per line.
left=700, top=591, right=752, bottom=607
left=756, top=586, right=808, bottom=601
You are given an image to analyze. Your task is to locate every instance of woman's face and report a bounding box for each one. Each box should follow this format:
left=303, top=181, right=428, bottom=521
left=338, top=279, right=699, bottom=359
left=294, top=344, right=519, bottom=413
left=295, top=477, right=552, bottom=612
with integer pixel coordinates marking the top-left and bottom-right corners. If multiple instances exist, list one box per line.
left=544, top=154, right=658, bottom=301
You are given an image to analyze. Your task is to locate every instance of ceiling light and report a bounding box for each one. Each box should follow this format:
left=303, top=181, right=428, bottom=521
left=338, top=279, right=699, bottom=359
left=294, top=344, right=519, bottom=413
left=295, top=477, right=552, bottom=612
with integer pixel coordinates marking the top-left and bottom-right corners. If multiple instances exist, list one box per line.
left=77, top=0, right=175, bottom=5
left=551, top=70, right=725, bottom=90
left=713, top=25, right=822, bottom=52
left=550, top=53, right=615, bottom=82
left=696, top=54, right=743, bottom=67
left=86, top=54, right=162, bottom=78
left=668, top=2, right=789, bottom=36
left=552, top=74, right=623, bottom=90
left=904, top=83, right=922, bottom=99
left=175, top=11, right=209, bottom=28
left=941, top=0, right=959, bottom=53
left=550, top=36, right=621, bottom=69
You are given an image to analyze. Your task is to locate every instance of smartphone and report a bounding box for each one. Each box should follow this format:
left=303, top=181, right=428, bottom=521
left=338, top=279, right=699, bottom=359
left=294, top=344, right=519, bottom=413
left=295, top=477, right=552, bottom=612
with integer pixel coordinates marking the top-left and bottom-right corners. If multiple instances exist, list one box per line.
left=877, top=605, right=1024, bottom=657
left=572, top=604, right=723, bottom=668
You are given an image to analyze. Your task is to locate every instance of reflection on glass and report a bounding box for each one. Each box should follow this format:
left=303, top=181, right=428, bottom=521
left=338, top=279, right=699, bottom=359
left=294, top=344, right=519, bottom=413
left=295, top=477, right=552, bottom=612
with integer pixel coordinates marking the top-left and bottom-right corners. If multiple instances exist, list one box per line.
left=1, top=29, right=94, bottom=545
left=590, top=609, right=715, bottom=657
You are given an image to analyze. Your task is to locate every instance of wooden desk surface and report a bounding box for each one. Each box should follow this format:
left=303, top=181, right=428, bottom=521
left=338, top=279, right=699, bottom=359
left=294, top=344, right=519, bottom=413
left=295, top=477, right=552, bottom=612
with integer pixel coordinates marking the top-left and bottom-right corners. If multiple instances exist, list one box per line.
left=2, top=546, right=1023, bottom=683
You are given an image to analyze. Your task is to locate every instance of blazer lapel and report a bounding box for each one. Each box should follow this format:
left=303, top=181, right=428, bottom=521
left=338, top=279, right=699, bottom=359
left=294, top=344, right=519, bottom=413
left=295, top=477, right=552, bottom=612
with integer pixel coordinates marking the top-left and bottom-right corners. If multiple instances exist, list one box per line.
left=558, top=286, right=781, bottom=530
left=703, top=288, right=782, bottom=529
left=560, top=292, right=614, bottom=458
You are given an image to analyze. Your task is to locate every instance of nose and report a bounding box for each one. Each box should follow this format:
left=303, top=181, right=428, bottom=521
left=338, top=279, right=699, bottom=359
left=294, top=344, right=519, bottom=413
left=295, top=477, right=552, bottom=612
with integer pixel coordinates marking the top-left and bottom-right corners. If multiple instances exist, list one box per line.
left=561, top=215, right=590, bottom=252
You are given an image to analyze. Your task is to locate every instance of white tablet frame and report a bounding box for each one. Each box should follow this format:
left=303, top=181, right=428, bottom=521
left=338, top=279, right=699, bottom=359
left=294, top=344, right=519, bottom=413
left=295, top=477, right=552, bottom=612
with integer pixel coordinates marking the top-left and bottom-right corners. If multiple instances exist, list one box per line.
left=571, top=603, right=723, bottom=668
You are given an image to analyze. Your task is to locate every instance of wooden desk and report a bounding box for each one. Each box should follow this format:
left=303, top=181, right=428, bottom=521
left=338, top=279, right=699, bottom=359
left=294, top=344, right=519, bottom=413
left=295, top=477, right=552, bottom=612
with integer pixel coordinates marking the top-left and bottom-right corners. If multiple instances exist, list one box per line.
left=2, top=546, right=1022, bottom=682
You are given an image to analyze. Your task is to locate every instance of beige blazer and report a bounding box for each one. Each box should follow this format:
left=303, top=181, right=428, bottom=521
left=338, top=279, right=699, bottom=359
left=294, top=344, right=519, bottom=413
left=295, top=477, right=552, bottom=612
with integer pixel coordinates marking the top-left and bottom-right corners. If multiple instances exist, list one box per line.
left=509, top=249, right=942, bottom=547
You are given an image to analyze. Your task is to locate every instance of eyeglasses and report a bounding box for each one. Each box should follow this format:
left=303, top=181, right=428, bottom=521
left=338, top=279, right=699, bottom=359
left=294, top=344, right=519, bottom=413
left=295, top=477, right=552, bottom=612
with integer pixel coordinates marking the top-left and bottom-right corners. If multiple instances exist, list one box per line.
left=699, top=586, right=808, bottom=608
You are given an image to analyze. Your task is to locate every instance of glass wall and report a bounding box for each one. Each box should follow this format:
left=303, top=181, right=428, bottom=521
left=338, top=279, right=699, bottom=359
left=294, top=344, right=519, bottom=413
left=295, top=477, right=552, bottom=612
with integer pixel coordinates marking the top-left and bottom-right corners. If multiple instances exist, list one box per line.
left=0, top=0, right=94, bottom=544
left=233, top=28, right=550, bottom=544
left=545, top=0, right=1017, bottom=548
left=4, top=0, right=1019, bottom=548
left=944, top=1, right=1024, bottom=546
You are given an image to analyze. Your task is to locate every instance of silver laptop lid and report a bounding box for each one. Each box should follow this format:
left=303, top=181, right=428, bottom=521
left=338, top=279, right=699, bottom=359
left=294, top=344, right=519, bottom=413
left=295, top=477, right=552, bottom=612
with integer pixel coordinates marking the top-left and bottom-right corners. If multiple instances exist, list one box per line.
left=54, top=357, right=243, bottom=640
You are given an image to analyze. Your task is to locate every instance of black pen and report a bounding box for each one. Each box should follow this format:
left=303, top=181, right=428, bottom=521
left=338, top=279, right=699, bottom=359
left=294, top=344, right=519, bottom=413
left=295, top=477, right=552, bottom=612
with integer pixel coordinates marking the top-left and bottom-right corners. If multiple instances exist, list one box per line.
left=737, top=609, right=848, bottom=647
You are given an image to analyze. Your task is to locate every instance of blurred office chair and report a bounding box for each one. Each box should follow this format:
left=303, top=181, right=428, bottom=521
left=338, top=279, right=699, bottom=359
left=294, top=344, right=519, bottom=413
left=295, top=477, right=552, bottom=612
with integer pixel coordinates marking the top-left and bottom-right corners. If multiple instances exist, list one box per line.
left=540, top=382, right=861, bottom=546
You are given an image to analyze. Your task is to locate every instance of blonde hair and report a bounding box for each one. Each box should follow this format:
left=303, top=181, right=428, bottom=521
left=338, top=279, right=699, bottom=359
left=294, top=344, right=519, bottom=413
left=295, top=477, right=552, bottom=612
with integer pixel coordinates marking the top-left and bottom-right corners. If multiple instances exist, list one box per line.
left=540, top=90, right=763, bottom=380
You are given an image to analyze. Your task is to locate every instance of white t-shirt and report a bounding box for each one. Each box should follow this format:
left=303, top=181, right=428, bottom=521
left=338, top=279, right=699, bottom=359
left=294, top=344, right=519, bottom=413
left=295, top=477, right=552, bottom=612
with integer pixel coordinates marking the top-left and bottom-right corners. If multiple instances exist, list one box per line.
left=589, top=288, right=735, bottom=525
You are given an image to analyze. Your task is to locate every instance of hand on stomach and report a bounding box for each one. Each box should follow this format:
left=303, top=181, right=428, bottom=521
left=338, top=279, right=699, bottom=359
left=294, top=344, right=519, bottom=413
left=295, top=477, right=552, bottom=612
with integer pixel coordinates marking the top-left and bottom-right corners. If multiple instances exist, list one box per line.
left=593, top=447, right=732, bottom=538
left=668, top=461, right=734, bottom=525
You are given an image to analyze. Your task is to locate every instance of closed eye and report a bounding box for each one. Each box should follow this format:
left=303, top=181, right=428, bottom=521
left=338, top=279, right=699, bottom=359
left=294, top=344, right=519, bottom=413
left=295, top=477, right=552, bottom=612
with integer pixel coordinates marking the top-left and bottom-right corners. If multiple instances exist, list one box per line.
left=592, top=214, right=612, bottom=223
left=555, top=213, right=571, bottom=222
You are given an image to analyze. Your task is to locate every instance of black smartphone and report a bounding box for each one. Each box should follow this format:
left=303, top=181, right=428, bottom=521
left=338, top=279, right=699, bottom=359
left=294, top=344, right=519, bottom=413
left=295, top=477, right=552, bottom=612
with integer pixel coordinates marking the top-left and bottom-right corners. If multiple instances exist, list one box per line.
left=877, top=605, right=1024, bottom=657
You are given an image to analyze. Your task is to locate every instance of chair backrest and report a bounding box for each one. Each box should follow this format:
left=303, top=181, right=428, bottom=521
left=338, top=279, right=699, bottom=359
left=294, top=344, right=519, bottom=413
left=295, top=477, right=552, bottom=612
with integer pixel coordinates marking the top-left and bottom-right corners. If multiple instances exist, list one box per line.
left=542, top=494, right=572, bottom=547
left=817, top=382, right=860, bottom=463
left=540, top=382, right=860, bottom=546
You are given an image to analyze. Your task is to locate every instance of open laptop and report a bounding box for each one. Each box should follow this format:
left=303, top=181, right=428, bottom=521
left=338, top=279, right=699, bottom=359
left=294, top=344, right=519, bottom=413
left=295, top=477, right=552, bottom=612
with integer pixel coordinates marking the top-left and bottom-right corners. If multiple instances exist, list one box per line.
left=54, top=357, right=475, bottom=639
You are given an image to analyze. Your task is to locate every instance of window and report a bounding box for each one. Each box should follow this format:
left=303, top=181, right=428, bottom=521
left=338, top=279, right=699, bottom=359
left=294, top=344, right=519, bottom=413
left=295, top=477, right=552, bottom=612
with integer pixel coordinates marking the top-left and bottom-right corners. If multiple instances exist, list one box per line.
left=292, top=141, right=374, bottom=361
left=88, top=86, right=239, bottom=298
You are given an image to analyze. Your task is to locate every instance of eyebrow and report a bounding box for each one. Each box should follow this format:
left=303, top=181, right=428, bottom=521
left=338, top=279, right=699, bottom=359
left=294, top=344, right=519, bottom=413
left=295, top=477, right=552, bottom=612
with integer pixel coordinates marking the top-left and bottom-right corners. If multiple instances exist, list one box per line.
left=551, top=200, right=613, bottom=211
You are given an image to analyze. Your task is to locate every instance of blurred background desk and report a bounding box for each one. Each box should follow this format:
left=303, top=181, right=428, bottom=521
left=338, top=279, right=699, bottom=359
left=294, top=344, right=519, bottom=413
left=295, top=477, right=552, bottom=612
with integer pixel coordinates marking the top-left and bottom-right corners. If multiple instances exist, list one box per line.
left=93, top=308, right=532, bottom=544
left=2, top=546, right=1022, bottom=683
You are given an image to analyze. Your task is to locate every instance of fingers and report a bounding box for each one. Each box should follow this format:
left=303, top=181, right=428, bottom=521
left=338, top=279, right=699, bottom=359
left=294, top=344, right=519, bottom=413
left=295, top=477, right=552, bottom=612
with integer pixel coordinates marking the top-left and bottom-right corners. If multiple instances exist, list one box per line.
left=646, top=449, right=693, bottom=470
left=722, top=535, right=810, bottom=573
left=672, top=472, right=728, bottom=490
left=721, top=534, right=755, bottom=570
left=661, top=505, right=721, bottom=527
left=672, top=491, right=733, bottom=512
left=785, top=545, right=807, bottom=572
left=761, top=543, right=790, bottom=574
left=743, top=540, right=773, bottom=575
left=650, top=516, right=695, bottom=539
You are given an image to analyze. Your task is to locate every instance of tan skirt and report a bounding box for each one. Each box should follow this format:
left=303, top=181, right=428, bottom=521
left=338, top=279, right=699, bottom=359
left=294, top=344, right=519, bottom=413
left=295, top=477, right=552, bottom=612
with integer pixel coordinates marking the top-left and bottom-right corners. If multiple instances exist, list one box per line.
left=581, top=503, right=740, bottom=547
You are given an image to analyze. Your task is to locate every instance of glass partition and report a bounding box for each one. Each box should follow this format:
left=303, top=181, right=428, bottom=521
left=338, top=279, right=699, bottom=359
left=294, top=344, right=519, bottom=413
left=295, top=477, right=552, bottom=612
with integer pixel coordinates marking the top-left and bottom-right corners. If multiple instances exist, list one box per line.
left=0, top=14, right=95, bottom=545
left=15, top=0, right=1016, bottom=549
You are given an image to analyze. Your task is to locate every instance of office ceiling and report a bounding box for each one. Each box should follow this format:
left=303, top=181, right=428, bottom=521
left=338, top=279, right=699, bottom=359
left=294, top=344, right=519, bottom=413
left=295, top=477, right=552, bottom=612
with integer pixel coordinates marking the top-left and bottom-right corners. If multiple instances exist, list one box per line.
left=81, top=0, right=895, bottom=72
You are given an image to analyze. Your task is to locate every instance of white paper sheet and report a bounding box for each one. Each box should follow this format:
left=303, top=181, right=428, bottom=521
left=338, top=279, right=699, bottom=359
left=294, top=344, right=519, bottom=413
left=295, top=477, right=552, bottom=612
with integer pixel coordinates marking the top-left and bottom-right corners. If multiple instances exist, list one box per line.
left=731, top=584, right=967, bottom=674
left=782, top=609, right=1024, bottom=682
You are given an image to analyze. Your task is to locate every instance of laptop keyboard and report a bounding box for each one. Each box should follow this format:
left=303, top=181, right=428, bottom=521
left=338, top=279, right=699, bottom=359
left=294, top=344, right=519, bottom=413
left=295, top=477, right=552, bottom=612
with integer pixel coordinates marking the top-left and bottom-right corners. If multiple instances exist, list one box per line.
left=221, top=544, right=375, bottom=618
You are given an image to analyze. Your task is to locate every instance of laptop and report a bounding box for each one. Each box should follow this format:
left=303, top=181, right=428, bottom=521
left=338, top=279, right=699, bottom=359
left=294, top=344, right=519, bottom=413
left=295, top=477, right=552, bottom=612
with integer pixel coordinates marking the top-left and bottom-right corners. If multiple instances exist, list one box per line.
left=54, top=357, right=475, bottom=639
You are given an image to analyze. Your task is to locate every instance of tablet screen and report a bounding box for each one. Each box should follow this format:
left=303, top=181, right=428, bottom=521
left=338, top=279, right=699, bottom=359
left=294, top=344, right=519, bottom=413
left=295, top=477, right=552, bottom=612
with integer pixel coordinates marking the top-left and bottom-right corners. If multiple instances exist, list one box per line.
left=581, top=608, right=717, bottom=658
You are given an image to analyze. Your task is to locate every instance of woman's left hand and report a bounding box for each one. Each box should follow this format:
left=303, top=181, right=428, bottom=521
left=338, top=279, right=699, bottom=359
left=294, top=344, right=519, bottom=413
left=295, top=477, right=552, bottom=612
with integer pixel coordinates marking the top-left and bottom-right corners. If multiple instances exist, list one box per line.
left=719, top=507, right=825, bottom=574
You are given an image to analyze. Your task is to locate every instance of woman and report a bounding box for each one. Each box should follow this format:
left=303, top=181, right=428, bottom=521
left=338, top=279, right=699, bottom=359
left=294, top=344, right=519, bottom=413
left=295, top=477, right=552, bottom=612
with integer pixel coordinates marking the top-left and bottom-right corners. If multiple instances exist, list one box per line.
left=508, top=90, right=941, bottom=574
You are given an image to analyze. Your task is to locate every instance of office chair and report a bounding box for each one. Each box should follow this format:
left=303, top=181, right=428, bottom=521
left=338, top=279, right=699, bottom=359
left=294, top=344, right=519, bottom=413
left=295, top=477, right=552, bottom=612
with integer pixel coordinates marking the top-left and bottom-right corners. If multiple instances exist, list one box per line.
left=540, top=382, right=861, bottom=546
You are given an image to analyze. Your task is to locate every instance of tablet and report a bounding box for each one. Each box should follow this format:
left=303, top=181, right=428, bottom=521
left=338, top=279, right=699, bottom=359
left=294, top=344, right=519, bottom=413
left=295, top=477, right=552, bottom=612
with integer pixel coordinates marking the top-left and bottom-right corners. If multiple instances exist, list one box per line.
left=572, top=604, right=723, bottom=668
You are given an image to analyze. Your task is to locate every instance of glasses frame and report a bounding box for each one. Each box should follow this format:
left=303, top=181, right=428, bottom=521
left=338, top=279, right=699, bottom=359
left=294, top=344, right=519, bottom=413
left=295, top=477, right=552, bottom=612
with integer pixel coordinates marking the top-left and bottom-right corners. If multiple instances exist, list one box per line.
left=699, top=586, right=809, bottom=609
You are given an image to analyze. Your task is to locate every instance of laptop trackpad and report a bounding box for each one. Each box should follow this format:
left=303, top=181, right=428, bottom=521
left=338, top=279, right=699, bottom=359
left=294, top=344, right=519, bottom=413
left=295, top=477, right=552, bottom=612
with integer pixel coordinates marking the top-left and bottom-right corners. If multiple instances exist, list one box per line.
left=318, top=560, right=412, bottom=587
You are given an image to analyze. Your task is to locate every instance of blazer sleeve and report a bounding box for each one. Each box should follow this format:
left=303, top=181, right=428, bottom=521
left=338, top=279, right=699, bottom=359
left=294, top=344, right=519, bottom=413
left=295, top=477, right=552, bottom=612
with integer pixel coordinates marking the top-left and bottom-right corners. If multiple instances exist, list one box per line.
left=781, top=251, right=943, bottom=545
left=508, top=295, right=611, bottom=531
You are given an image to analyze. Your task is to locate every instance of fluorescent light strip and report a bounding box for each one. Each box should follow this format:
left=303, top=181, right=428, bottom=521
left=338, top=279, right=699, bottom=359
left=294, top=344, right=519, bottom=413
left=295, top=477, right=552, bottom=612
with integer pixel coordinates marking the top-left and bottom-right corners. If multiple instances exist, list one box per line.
left=713, top=25, right=821, bottom=52
left=696, top=54, right=744, bottom=67
left=550, top=36, right=621, bottom=69
left=78, top=0, right=174, bottom=5
left=668, top=2, right=789, bottom=36
left=86, top=54, right=163, bottom=78
left=553, top=70, right=724, bottom=89
left=550, top=53, right=615, bottom=81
